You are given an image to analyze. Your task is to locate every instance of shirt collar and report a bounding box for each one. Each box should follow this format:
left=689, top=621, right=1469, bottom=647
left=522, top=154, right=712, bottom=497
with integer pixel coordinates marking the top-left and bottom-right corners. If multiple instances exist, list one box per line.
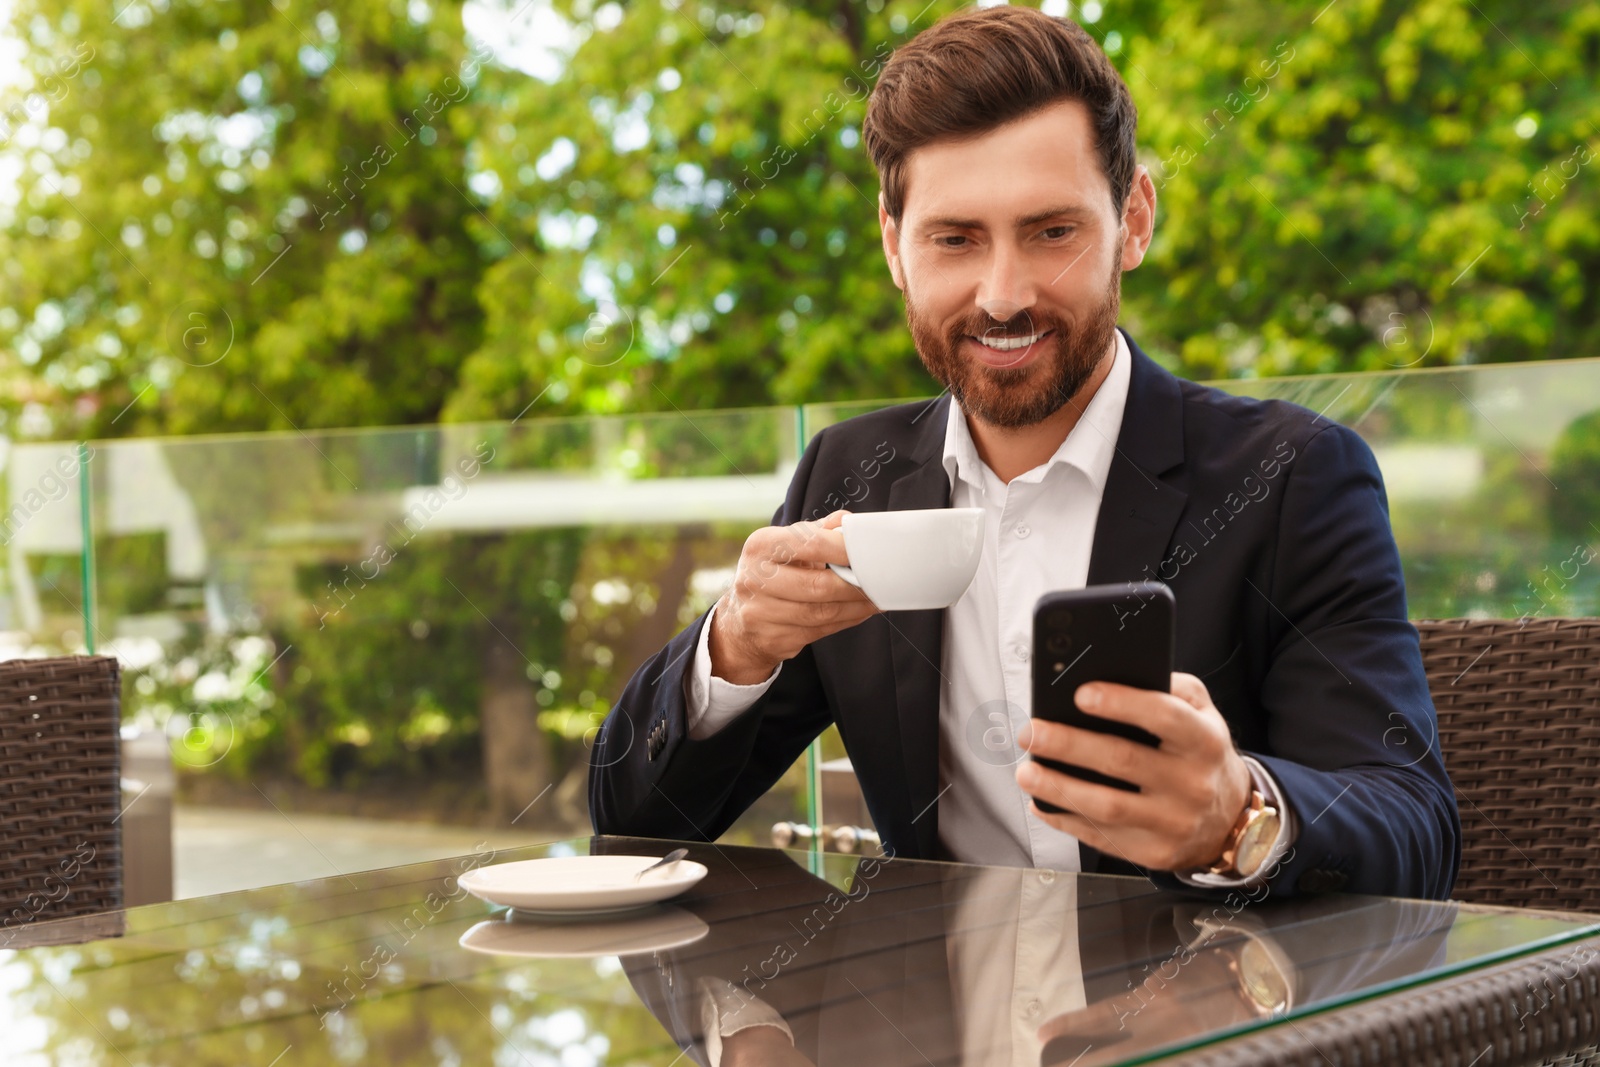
left=941, top=327, right=1131, bottom=492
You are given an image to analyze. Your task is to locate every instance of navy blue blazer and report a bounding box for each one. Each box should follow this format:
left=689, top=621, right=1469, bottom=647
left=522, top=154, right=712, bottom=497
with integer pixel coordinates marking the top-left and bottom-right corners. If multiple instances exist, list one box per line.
left=589, top=331, right=1461, bottom=899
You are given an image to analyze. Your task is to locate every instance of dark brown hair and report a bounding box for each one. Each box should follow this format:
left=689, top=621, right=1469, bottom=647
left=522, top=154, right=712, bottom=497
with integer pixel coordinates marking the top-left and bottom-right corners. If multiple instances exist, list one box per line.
left=863, top=6, right=1138, bottom=222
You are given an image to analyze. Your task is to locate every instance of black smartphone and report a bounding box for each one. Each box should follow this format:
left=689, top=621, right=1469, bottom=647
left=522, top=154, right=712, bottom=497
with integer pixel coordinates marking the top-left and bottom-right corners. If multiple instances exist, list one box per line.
left=1029, top=582, right=1175, bottom=812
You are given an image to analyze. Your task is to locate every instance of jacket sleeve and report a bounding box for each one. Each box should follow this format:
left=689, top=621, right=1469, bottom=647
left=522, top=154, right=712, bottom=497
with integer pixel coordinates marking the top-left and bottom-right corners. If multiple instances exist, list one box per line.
left=588, top=431, right=836, bottom=842
left=1244, top=422, right=1461, bottom=900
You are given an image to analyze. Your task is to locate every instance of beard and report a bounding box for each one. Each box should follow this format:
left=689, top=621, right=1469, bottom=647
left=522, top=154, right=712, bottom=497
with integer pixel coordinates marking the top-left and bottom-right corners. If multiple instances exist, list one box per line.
left=905, top=249, right=1123, bottom=430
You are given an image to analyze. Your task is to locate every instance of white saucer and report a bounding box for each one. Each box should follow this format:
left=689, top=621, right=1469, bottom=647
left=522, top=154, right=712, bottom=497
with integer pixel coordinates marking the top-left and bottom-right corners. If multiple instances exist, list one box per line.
left=458, top=905, right=710, bottom=958
left=457, top=854, right=708, bottom=915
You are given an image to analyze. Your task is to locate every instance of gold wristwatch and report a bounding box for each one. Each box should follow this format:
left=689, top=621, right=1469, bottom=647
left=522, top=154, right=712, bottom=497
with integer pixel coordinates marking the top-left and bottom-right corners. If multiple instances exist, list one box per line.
left=1231, top=938, right=1291, bottom=1016
left=1206, top=789, right=1281, bottom=879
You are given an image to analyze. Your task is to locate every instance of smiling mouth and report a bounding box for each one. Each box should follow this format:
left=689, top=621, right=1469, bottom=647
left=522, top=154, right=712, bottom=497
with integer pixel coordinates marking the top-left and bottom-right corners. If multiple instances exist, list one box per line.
left=972, top=329, right=1053, bottom=352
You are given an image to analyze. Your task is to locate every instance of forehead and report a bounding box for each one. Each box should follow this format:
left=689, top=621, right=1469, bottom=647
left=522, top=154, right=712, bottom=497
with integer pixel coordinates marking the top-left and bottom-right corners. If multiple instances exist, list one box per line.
left=899, top=99, right=1113, bottom=226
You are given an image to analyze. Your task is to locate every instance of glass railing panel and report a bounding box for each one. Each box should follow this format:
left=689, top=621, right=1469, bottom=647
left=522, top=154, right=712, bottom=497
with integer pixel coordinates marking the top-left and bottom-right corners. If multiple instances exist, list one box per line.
left=8, top=354, right=1593, bottom=895
left=74, top=407, right=802, bottom=895
left=1224, top=358, right=1600, bottom=619
left=0, top=440, right=90, bottom=658
left=802, top=357, right=1600, bottom=619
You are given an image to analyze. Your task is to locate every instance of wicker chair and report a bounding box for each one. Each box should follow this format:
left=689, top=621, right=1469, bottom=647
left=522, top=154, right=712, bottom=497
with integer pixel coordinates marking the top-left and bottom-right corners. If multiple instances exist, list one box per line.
left=1415, top=618, right=1600, bottom=914
left=1176, top=618, right=1600, bottom=1066
left=0, top=655, right=124, bottom=947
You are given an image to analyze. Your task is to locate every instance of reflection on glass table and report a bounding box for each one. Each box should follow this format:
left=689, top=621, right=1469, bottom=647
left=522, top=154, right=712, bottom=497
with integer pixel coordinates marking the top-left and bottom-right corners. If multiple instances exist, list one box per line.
left=3, top=837, right=1598, bottom=1067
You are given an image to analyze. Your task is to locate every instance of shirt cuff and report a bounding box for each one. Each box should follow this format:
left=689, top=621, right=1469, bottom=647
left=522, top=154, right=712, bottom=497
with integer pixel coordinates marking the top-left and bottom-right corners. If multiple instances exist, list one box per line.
left=1176, top=755, right=1298, bottom=890
left=684, top=601, right=782, bottom=741
left=697, top=976, right=795, bottom=1067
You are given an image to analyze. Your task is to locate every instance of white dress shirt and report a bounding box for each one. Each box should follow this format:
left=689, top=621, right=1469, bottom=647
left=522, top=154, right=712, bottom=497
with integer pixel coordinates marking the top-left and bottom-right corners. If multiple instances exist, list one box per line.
left=946, top=866, right=1086, bottom=1066
left=685, top=330, right=1293, bottom=883
left=931, top=330, right=1132, bottom=869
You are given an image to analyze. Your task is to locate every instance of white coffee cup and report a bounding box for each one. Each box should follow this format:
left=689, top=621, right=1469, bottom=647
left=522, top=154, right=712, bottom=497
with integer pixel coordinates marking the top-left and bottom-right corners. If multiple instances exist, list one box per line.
left=827, top=507, right=985, bottom=611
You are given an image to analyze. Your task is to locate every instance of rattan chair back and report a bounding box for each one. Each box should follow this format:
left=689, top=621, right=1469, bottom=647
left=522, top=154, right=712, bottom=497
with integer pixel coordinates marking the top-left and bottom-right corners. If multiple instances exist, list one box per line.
left=0, top=655, right=123, bottom=944
left=1417, top=618, right=1600, bottom=913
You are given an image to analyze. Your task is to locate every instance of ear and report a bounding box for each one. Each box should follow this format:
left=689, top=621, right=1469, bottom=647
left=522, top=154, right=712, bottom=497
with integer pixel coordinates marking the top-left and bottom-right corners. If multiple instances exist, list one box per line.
left=880, top=192, right=906, bottom=292
left=1118, top=164, right=1157, bottom=272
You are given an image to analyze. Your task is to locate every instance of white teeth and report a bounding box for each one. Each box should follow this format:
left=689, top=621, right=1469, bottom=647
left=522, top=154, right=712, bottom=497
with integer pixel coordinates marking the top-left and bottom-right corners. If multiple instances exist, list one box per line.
left=978, top=332, right=1044, bottom=352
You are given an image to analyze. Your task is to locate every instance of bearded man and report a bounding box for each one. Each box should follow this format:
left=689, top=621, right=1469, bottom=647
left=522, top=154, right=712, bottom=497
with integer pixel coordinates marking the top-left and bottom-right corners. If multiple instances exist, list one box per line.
left=589, top=5, right=1458, bottom=900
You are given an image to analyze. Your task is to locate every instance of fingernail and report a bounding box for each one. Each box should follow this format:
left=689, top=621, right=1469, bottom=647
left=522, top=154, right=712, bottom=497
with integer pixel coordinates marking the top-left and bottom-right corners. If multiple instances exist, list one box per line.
left=1016, top=721, right=1032, bottom=749
left=1077, top=685, right=1099, bottom=710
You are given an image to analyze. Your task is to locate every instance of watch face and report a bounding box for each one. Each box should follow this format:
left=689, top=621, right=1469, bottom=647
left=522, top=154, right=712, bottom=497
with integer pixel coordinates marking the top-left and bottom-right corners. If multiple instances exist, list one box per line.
left=1236, top=813, right=1282, bottom=877
left=1237, top=941, right=1290, bottom=1014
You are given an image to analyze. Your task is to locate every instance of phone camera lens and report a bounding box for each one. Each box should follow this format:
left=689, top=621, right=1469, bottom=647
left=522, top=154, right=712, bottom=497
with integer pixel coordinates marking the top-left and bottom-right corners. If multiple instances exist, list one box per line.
left=1046, top=633, right=1073, bottom=655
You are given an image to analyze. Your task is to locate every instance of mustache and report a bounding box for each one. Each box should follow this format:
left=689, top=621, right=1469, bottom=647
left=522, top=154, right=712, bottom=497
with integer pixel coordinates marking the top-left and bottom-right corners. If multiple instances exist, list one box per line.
left=956, top=313, right=1065, bottom=342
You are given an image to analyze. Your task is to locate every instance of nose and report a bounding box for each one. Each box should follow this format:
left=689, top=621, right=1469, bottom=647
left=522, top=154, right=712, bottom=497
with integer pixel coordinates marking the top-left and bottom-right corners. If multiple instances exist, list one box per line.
left=976, top=243, right=1035, bottom=323
left=979, top=296, right=1025, bottom=322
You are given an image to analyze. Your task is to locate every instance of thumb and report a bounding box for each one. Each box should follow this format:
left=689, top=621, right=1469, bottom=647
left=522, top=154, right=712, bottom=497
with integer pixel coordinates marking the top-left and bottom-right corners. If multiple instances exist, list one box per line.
left=1170, top=671, right=1211, bottom=710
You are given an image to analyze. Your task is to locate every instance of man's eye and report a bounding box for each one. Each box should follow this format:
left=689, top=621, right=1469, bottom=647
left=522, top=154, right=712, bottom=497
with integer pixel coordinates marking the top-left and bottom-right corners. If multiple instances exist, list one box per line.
left=935, top=235, right=968, bottom=247
left=1042, top=226, right=1073, bottom=240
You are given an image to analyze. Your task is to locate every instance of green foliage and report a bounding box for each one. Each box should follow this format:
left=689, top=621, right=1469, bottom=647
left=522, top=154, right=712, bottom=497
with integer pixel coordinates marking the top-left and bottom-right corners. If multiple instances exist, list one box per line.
left=269, top=527, right=585, bottom=787
left=447, top=0, right=961, bottom=421
left=6, top=0, right=1595, bottom=441
left=1128, top=0, right=1600, bottom=380
left=95, top=529, right=168, bottom=615
left=121, top=631, right=282, bottom=774
left=1550, top=410, right=1600, bottom=545
left=1, top=0, right=490, bottom=438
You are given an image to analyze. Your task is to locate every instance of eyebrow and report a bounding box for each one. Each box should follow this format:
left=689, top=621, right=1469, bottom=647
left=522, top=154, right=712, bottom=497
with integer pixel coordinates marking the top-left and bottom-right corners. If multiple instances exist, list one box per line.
left=919, top=205, right=1096, bottom=232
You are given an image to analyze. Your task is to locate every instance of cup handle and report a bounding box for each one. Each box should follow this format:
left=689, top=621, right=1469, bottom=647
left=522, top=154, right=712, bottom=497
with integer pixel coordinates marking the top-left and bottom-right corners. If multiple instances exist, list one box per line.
left=828, top=563, right=861, bottom=589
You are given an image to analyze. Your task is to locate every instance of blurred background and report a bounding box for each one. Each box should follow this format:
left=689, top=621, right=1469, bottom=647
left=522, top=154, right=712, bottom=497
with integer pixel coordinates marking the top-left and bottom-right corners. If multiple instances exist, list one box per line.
left=1, top=0, right=1597, bottom=899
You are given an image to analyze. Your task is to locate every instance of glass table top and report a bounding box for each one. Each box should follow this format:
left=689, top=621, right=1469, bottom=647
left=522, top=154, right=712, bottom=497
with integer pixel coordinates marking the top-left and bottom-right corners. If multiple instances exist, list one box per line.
left=3, top=836, right=1597, bottom=1066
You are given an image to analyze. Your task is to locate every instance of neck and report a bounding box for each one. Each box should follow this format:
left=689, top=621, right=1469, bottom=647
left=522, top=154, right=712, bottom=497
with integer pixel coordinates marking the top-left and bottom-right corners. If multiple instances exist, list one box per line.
left=965, top=333, right=1118, bottom=484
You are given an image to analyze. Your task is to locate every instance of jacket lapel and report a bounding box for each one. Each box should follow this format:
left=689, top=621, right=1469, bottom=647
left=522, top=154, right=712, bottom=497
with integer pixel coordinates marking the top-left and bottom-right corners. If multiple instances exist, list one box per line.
left=885, top=395, right=954, bottom=860
left=1085, top=334, right=1189, bottom=587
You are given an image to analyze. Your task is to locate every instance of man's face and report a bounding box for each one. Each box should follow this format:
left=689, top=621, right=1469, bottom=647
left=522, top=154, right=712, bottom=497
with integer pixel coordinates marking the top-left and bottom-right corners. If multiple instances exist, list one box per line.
left=880, top=100, right=1148, bottom=429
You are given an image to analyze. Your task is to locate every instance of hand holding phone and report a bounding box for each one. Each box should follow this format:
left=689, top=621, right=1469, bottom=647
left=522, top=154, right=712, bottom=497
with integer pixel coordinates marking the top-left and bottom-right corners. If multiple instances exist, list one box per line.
left=1029, top=582, right=1175, bottom=811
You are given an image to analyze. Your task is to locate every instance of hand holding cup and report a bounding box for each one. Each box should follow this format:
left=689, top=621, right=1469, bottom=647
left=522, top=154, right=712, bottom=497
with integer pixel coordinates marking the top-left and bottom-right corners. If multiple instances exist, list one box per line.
left=710, top=507, right=985, bottom=684
left=709, top=511, right=880, bottom=685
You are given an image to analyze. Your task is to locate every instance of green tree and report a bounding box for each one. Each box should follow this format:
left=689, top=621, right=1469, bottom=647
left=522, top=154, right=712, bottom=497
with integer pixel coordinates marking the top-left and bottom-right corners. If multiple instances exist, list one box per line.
left=453, top=0, right=1600, bottom=419
left=1124, top=0, right=1600, bottom=379
left=444, top=0, right=966, bottom=421
left=0, top=0, right=491, bottom=439
left=6, top=0, right=1594, bottom=436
